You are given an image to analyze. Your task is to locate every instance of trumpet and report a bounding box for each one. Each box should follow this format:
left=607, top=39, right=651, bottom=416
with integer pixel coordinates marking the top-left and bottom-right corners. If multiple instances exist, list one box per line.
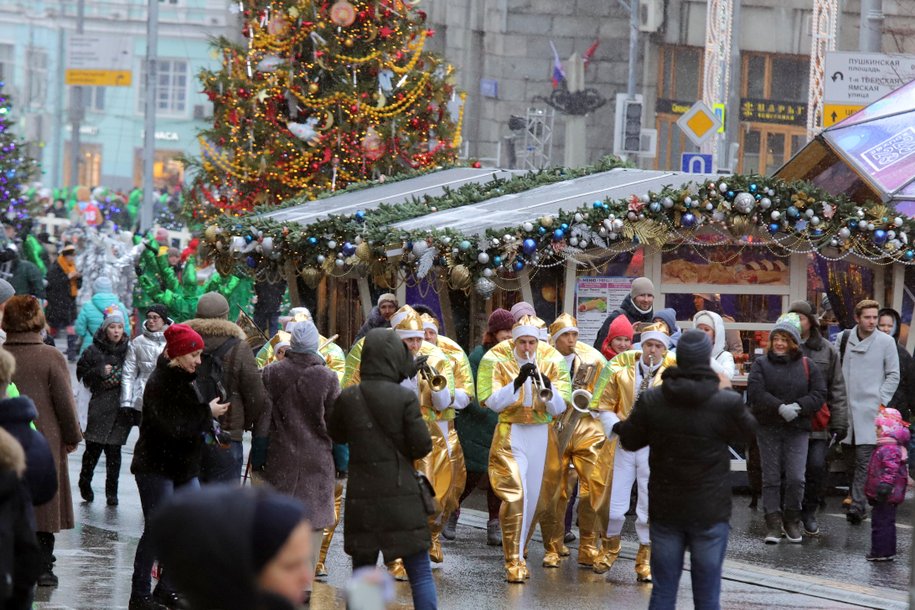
left=526, top=352, right=553, bottom=403
left=419, top=360, right=448, bottom=392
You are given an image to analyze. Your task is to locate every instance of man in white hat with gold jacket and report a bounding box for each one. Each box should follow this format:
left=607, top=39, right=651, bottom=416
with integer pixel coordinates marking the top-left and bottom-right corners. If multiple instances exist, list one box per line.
left=477, top=315, right=571, bottom=583
left=588, top=322, right=675, bottom=582
left=538, top=313, right=608, bottom=569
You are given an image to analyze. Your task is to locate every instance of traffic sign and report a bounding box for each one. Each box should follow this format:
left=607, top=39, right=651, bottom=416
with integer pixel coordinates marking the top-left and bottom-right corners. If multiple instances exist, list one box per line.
left=681, top=153, right=714, bottom=174
left=824, top=52, right=915, bottom=105
left=823, top=103, right=864, bottom=127
left=676, top=101, right=722, bottom=147
left=712, top=103, right=726, bottom=133
left=66, top=35, right=133, bottom=87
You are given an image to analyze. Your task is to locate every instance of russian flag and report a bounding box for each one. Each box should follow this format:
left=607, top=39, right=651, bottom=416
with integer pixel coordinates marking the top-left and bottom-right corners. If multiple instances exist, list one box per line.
left=550, top=41, right=565, bottom=89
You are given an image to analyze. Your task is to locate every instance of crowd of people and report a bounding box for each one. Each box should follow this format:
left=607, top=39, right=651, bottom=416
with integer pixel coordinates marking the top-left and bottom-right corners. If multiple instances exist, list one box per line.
left=0, top=265, right=913, bottom=610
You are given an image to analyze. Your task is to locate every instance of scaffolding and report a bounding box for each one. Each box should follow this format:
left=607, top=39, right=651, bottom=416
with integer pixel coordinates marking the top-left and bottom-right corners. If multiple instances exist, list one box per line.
left=515, top=107, right=555, bottom=171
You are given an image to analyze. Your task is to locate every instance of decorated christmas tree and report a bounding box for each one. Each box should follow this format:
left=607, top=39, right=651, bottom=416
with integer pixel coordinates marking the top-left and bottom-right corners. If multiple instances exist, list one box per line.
left=188, top=0, right=466, bottom=216
left=0, top=82, right=39, bottom=224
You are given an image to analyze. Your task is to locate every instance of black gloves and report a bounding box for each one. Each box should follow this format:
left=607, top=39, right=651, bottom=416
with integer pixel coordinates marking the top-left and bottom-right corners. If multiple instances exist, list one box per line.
left=514, top=363, right=550, bottom=392
left=414, top=355, right=429, bottom=369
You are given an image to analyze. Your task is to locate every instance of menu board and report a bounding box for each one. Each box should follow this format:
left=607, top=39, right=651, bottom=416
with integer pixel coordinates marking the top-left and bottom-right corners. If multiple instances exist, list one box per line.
left=575, top=277, right=633, bottom=345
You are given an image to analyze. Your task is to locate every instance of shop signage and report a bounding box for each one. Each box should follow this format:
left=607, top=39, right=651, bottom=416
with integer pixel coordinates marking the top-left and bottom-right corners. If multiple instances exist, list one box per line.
left=575, top=277, right=633, bottom=346
left=739, top=98, right=806, bottom=126
left=824, top=52, right=915, bottom=105
left=655, top=98, right=694, bottom=115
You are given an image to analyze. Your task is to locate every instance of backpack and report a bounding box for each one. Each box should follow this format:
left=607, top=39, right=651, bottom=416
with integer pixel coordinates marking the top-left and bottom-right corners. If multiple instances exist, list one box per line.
left=195, top=337, right=240, bottom=404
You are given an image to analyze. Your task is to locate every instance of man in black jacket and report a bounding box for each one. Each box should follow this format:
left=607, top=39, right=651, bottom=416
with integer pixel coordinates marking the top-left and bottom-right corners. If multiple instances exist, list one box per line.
left=615, top=330, right=756, bottom=610
left=592, top=277, right=655, bottom=351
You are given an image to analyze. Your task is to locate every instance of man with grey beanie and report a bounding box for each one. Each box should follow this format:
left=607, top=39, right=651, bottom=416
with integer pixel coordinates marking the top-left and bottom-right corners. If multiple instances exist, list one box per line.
left=185, top=292, right=267, bottom=484
left=615, top=330, right=756, bottom=609
left=592, top=277, right=655, bottom=352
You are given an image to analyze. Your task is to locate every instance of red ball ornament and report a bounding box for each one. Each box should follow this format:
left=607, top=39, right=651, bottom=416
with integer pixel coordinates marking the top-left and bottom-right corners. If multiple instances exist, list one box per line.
left=350, top=104, right=359, bottom=113
left=238, top=88, right=249, bottom=98
left=472, top=161, right=482, bottom=168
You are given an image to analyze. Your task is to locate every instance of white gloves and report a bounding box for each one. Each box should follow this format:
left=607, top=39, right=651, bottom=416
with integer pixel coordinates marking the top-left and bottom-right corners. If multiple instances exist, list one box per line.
left=596, top=411, right=620, bottom=440
left=778, top=403, right=801, bottom=422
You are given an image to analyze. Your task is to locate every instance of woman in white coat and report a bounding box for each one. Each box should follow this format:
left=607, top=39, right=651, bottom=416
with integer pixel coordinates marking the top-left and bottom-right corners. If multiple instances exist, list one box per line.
left=120, top=304, right=171, bottom=415
left=694, top=310, right=736, bottom=380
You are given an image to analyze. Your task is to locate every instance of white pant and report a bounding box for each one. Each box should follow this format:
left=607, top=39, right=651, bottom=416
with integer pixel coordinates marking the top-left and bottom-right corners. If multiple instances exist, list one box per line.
left=606, top=445, right=650, bottom=544
left=510, top=423, right=548, bottom=552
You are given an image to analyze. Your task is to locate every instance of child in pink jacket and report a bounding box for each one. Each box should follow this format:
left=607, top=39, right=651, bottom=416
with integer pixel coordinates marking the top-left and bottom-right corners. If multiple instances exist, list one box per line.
left=864, top=408, right=910, bottom=561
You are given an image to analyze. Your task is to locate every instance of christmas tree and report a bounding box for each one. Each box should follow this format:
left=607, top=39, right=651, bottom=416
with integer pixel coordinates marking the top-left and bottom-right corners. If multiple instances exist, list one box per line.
left=188, top=0, right=466, bottom=216
left=0, top=82, right=40, bottom=224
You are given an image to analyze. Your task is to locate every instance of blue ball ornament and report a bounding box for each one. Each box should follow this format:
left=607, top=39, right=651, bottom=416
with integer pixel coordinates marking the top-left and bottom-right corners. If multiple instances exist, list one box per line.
left=592, top=201, right=602, bottom=209
left=493, top=256, right=502, bottom=266
left=649, top=202, right=662, bottom=213
left=355, top=210, right=366, bottom=222
left=406, top=241, right=414, bottom=251
left=560, top=223, right=569, bottom=231
left=538, top=227, right=547, bottom=235
left=681, top=213, right=696, bottom=228
left=905, top=250, right=915, bottom=261
left=246, top=255, right=257, bottom=268
left=307, top=236, right=318, bottom=246
left=749, top=183, right=758, bottom=193
left=726, top=190, right=735, bottom=199
left=459, top=240, right=471, bottom=251
left=768, top=223, right=780, bottom=234
left=787, top=206, right=800, bottom=218
left=873, top=229, right=888, bottom=245
left=342, top=241, right=356, bottom=256
left=522, top=238, right=537, bottom=255
left=245, top=235, right=253, bottom=243
left=513, top=260, right=525, bottom=271
left=553, top=228, right=565, bottom=240
left=849, top=219, right=859, bottom=229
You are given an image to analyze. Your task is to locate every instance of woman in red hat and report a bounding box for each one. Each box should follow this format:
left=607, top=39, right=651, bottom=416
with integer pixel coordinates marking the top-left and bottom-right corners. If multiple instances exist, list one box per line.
left=128, top=323, right=230, bottom=610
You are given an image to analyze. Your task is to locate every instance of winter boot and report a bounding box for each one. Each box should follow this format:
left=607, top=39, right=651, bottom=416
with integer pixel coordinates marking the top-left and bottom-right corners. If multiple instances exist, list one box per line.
left=36, top=532, right=58, bottom=587
left=487, top=518, right=502, bottom=546
left=783, top=511, right=803, bottom=543
left=78, top=458, right=95, bottom=503
left=128, top=595, right=168, bottom=610
left=764, top=512, right=782, bottom=544
left=66, top=334, right=80, bottom=363
left=106, top=467, right=119, bottom=506
left=802, top=512, right=820, bottom=536
left=442, top=511, right=458, bottom=541
left=635, top=544, right=652, bottom=582
left=592, top=536, right=621, bottom=574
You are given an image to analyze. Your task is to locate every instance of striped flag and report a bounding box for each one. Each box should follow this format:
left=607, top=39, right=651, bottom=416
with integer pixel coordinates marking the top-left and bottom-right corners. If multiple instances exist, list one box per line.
left=550, top=41, right=566, bottom=89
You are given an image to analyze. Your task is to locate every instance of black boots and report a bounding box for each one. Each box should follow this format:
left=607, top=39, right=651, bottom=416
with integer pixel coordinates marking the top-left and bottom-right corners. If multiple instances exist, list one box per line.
left=763, top=512, right=782, bottom=544
left=782, top=510, right=804, bottom=543
left=106, top=466, right=119, bottom=506
left=36, top=532, right=58, bottom=587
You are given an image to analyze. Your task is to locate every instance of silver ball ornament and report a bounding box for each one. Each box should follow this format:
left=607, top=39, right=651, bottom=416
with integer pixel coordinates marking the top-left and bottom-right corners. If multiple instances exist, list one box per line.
left=733, top=192, right=756, bottom=214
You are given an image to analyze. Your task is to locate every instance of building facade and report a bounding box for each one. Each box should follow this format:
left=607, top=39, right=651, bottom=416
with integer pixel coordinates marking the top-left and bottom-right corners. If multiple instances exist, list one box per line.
left=0, top=0, right=236, bottom=191
left=428, top=0, right=915, bottom=172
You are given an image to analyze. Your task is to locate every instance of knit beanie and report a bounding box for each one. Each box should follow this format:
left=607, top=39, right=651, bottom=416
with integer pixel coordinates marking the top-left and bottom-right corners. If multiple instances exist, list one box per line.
left=164, top=323, right=205, bottom=359
left=100, top=311, right=125, bottom=331
left=146, top=303, right=171, bottom=323
left=487, top=308, right=514, bottom=334
left=0, top=279, right=14, bottom=305
left=251, top=493, right=308, bottom=572
left=607, top=315, right=634, bottom=344
left=510, top=301, right=536, bottom=322
left=93, top=276, right=113, bottom=294
left=676, top=330, right=713, bottom=372
left=288, top=320, right=320, bottom=354
left=772, top=313, right=802, bottom=345
left=630, top=277, right=654, bottom=299
left=653, top=308, right=679, bottom=335
left=196, top=292, right=230, bottom=319
left=377, top=293, right=398, bottom=308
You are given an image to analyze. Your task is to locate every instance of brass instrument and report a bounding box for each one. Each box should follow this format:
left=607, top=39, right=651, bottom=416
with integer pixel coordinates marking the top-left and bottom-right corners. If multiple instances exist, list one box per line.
left=637, top=354, right=656, bottom=396
left=527, top=351, right=553, bottom=403
left=570, top=361, right=598, bottom=413
left=318, top=334, right=339, bottom=352
left=419, top=360, right=448, bottom=392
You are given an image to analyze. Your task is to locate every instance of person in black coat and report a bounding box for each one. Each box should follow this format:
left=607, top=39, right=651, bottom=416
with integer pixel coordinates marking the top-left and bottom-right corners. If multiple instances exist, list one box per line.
left=129, top=323, right=229, bottom=610
left=0, top=427, right=42, bottom=610
left=747, top=315, right=827, bottom=545
left=150, top=486, right=312, bottom=610
left=352, top=293, right=398, bottom=344
left=76, top=312, right=132, bottom=507
left=877, top=308, right=915, bottom=423
left=328, top=328, right=436, bottom=610
left=45, top=244, right=81, bottom=362
left=592, top=277, right=655, bottom=351
left=615, top=330, right=757, bottom=610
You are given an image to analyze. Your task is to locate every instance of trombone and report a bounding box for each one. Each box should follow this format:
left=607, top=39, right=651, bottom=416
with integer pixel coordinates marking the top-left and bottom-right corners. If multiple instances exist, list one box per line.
left=526, top=352, right=554, bottom=402
left=419, top=360, right=448, bottom=392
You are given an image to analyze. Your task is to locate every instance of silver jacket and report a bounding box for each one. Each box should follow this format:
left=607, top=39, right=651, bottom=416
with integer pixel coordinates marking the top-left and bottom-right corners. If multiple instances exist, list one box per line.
left=120, top=322, right=167, bottom=411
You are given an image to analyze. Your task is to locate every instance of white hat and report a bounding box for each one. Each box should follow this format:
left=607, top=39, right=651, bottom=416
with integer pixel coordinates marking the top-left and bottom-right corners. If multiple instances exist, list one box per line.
left=639, top=322, right=671, bottom=349
left=511, top=315, right=541, bottom=341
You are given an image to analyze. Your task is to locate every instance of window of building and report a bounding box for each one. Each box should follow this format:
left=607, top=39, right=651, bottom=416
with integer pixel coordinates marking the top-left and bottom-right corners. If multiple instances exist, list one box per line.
left=655, top=45, right=704, bottom=170
left=0, top=44, right=14, bottom=84
left=133, top=148, right=185, bottom=189
left=72, top=87, right=105, bottom=112
left=25, top=46, right=47, bottom=107
left=741, top=53, right=809, bottom=103
left=63, top=143, right=102, bottom=187
left=137, top=59, right=188, bottom=116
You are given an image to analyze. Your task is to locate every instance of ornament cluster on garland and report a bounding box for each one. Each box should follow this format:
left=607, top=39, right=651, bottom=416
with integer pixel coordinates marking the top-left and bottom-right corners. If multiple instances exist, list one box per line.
left=202, top=166, right=915, bottom=297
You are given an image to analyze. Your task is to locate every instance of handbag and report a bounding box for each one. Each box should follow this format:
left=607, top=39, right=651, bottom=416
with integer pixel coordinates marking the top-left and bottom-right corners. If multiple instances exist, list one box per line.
left=801, top=357, right=830, bottom=431
left=358, top=387, right=438, bottom=516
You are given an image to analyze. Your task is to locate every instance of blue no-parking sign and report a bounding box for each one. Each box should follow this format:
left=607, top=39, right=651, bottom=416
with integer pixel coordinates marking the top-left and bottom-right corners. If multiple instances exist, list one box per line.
left=681, top=153, right=714, bottom=174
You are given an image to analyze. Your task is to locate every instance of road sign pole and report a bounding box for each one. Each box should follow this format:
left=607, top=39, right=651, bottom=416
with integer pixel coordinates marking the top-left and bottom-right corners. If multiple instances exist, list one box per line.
left=68, top=0, right=85, bottom=188
left=140, top=0, right=159, bottom=232
left=859, top=0, right=883, bottom=53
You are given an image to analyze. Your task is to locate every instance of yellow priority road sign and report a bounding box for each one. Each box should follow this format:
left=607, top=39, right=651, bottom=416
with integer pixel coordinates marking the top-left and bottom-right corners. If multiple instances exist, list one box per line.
left=677, top=101, right=722, bottom=147
left=823, top=103, right=864, bottom=127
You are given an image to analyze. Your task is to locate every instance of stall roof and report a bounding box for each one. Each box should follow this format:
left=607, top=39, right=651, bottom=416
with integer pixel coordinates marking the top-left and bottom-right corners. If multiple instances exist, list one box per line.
left=392, top=168, right=715, bottom=235
left=775, top=79, right=915, bottom=216
left=257, top=167, right=523, bottom=225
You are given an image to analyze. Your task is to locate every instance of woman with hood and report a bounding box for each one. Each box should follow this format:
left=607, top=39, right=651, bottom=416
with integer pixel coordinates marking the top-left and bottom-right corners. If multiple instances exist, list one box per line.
left=257, top=320, right=338, bottom=604
left=328, top=328, right=436, bottom=609
left=599, top=315, right=635, bottom=361
left=693, top=310, right=736, bottom=379
left=353, top=293, right=398, bottom=343
left=876, top=308, right=915, bottom=423
left=74, top=276, right=131, bottom=354
left=150, top=486, right=314, bottom=610
left=76, top=311, right=132, bottom=506
left=120, top=304, right=170, bottom=416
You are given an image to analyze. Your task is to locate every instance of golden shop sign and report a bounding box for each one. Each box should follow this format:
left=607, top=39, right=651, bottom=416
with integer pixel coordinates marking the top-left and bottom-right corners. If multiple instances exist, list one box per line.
left=739, top=98, right=807, bottom=126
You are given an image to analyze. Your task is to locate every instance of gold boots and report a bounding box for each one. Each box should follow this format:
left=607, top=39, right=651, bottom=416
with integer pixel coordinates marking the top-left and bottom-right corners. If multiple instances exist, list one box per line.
left=386, top=559, right=408, bottom=581
left=591, top=535, right=621, bottom=574
left=635, top=544, right=652, bottom=582
left=505, top=559, right=528, bottom=583
left=577, top=533, right=599, bottom=567
left=429, top=531, right=444, bottom=563
left=542, top=551, right=561, bottom=568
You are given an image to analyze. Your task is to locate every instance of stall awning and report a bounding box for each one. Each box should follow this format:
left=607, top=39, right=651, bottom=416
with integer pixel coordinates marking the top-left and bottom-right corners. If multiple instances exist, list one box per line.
left=257, top=167, right=523, bottom=225
left=775, top=79, right=915, bottom=216
left=392, top=168, right=714, bottom=235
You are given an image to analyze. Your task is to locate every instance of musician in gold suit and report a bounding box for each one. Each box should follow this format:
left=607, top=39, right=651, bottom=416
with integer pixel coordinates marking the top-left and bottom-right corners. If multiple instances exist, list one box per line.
left=477, top=316, right=571, bottom=583
left=538, top=314, right=608, bottom=569
left=588, top=322, right=675, bottom=581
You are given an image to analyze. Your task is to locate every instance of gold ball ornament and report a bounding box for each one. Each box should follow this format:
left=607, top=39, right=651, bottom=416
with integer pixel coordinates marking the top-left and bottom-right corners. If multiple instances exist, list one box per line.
left=356, top=241, right=373, bottom=261
left=539, top=216, right=554, bottom=228
left=267, top=15, right=290, bottom=36
left=344, top=37, right=354, bottom=48
left=204, top=224, right=219, bottom=243
left=362, top=126, right=386, bottom=161
left=450, top=264, right=472, bottom=291
left=300, top=267, right=323, bottom=288
left=541, top=284, right=557, bottom=303
left=308, top=82, right=320, bottom=95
